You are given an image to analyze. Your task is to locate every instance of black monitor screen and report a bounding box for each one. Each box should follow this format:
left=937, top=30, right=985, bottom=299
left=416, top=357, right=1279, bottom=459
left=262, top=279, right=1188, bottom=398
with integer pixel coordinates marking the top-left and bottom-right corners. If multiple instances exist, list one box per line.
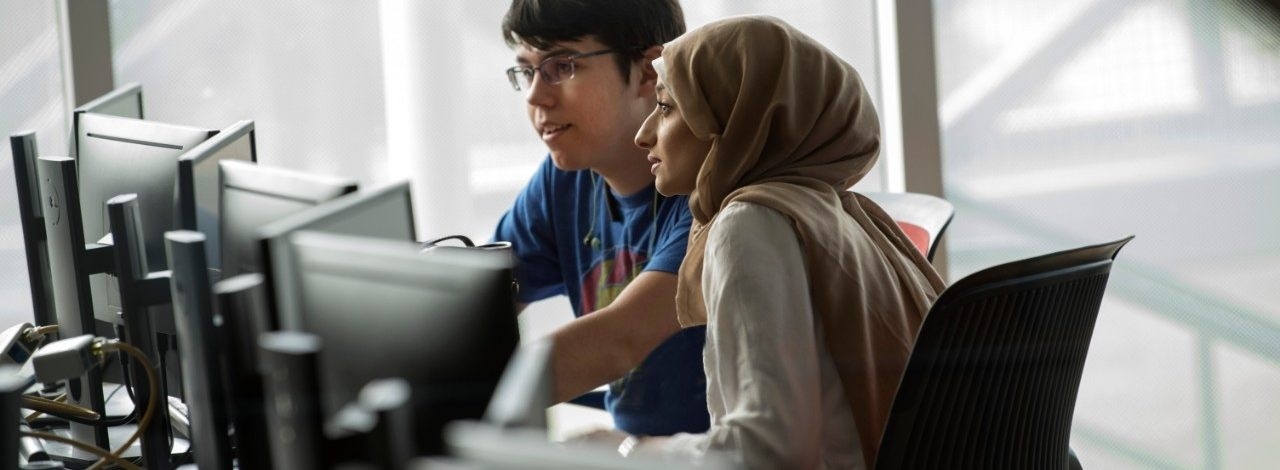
left=257, top=182, right=415, bottom=330
left=218, top=160, right=358, bottom=279
left=288, top=231, right=518, bottom=454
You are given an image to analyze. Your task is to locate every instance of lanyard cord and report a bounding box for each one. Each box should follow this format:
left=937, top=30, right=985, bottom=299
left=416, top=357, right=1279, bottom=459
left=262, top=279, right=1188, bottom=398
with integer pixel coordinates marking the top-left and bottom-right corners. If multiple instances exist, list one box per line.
left=582, top=174, right=602, bottom=249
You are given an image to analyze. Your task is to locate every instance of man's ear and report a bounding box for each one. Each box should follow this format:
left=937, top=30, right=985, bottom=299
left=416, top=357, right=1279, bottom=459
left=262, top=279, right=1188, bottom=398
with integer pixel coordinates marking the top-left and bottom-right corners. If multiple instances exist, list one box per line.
left=635, top=45, right=664, bottom=95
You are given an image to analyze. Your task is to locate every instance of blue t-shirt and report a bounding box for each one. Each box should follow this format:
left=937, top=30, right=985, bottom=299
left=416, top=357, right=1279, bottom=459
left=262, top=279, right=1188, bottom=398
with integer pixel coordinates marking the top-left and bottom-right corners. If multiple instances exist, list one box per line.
left=493, top=156, right=709, bottom=436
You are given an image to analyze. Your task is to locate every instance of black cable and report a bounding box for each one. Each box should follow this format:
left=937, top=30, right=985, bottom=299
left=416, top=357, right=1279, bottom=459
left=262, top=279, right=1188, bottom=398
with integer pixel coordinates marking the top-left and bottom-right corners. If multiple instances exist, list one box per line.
left=114, top=323, right=137, bottom=404
left=422, top=234, right=476, bottom=249
left=118, top=349, right=137, bottom=405
left=156, top=333, right=175, bottom=451
left=99, top=383, right=140, bottom=427
left=157, top=334, right=170, bottom=401
left=99, top=408, right=137, bottom=427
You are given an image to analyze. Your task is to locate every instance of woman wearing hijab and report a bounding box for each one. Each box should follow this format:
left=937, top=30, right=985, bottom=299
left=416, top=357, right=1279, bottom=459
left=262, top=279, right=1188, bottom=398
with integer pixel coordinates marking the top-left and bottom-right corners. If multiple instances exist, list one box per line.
left=630, top=16, right=945, bottom=469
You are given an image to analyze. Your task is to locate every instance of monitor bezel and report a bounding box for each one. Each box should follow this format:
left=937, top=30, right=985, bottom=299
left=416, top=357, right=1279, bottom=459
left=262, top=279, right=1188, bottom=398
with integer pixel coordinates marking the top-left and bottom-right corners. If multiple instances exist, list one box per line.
left=216, top=160, right=360, bottom=299
left=285, top=230, right=518, bottom=455
left=175, top=120, right=259, bottom=231
left=255, top=182, right=416, bottom=331
left=72, top=83, right=144, bottom=158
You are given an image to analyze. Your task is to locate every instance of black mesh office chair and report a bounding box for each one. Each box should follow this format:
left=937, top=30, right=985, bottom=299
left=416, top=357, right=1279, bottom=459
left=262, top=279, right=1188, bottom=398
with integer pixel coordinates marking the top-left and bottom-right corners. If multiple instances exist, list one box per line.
left=876, top=236, right=1133, bottom=470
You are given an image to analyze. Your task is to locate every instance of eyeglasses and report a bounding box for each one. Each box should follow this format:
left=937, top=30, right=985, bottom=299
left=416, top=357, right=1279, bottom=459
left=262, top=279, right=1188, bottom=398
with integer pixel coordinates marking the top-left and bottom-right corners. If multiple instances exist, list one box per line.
left=505, top=49, right=622, bottom=91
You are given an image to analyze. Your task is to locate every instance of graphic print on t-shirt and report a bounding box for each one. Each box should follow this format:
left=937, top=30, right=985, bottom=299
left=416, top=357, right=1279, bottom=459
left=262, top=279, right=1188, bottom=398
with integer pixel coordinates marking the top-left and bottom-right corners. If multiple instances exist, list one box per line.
left=579, top=248, right=646, bottom=314
left=580, top=248, right=651, bottom=407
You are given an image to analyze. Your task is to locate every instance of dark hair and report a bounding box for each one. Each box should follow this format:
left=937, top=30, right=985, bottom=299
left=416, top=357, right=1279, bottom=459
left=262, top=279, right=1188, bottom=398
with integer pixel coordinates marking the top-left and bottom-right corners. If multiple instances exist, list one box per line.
left=502, top=0, right=686, bottom=83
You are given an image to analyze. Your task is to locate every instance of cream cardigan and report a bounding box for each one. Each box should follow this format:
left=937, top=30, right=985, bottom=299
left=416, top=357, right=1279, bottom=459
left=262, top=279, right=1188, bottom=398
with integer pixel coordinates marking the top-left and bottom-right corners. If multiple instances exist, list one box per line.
left=658, top=202, right=865, bottom=469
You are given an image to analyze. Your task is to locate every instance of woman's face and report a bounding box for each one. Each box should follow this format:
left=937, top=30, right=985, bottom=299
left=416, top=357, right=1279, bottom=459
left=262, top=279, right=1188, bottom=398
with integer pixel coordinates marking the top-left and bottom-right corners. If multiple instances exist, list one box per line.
left=634, top=81, right=712, bottom=196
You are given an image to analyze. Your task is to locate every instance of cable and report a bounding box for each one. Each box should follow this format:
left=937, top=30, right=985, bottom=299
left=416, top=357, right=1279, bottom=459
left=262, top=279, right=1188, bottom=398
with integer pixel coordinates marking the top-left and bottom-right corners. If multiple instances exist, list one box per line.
left=23, top=402, right=136, bottom=427
left=21, top=430, right=142, bottom=470
left=583, top=173, right=602, bottom=249
left=155, top=333, right=180, bottom=454
left=119, top=350, right=138, bottom=404
left=103, top=326, right=144, bottom=428
left=21, top=395, right=100, bottom=421
left=85, top=341, right=158, bottom=470
left=581, top=174, right=663, bottom=257
left=114, top=324, right=138, bottom=405
left=21, top=323, right=61, bottom=352
left=28, top=324, right=59, bottom=338
left=22, top=393, right=66, bottom=422
left=423, top=234, right=477, bottom=247
left=103, top=383, right=143, bottom=426
left=23, top=388, right=137, bottom=427
left=156, top=334, right=173, bottom=416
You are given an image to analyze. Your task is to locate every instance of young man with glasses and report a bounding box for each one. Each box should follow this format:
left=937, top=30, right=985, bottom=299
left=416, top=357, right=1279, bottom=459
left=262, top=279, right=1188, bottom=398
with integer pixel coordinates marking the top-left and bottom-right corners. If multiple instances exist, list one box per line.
left=492, top=0, right=708, bottom=438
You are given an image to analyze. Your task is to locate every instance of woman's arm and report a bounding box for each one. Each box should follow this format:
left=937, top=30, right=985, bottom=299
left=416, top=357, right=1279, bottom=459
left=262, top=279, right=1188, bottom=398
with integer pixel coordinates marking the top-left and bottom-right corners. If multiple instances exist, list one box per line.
left=651, top=202, right=826, bottom=468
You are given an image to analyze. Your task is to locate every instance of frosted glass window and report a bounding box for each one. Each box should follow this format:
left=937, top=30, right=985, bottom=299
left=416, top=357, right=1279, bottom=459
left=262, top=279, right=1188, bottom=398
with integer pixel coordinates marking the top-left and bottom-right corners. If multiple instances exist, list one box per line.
left=109, top=0, right=389, bottom=186
left=936, top=0, right=1280, bottom=467
left=0, top=0, right=70, bottom=326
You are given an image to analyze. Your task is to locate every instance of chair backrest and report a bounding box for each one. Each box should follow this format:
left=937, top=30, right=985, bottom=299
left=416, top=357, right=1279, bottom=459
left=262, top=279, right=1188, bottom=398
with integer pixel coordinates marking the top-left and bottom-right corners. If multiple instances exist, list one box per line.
left=859, top=191, right=954, bottom=262
left=876, top=236, right=1133, bottom=470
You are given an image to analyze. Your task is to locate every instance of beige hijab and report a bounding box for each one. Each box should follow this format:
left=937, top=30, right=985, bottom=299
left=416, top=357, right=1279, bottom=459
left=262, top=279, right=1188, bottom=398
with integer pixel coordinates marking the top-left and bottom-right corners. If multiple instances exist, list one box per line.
left=663, top=16, right=945, bottom=468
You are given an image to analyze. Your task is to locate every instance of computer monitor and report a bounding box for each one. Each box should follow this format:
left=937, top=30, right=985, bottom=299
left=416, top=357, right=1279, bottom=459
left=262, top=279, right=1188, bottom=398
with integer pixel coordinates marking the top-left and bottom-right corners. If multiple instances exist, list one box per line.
left=104, top=194, right=175, bottom=467
left=285, top=231, right=518, bottom=455
left=175, top=120, right=258, bottom=278
left=36, top=156, right=112, bottom=450
left=163, top=230, right=233, bottom=470
left=9, top=84, right=143, bottom=328
left=211, top=273, right=274, bottom=470
left=255, top=182, right=415, bottom=331
left=70, top=83, right=145, bottom=159
left=218, top=160, right=358, bottom=280
left=258, top=331, right=326, bottom=469
left=9, top=132, right=54, bottom=327
left=74, top=112, right=216, bottom=327
left=73, top=83, right=144, bottom=127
